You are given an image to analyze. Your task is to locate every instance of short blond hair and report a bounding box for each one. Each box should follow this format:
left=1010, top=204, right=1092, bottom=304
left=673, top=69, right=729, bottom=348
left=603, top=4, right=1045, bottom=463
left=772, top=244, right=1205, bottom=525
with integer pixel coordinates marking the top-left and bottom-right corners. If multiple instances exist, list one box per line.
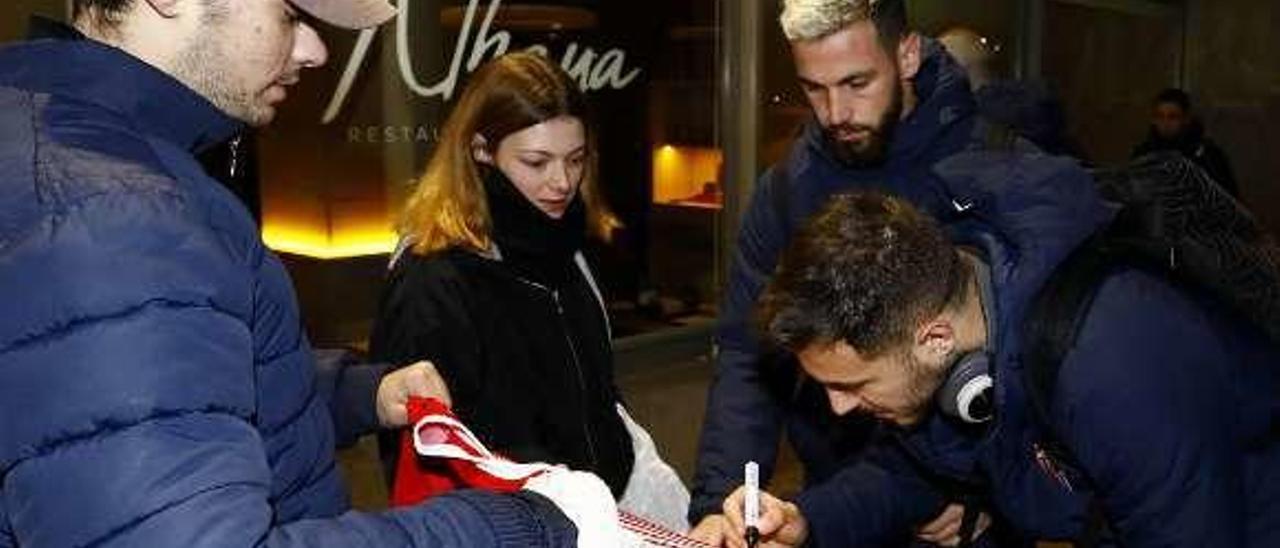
left=779, top=0, right=906, bottom=46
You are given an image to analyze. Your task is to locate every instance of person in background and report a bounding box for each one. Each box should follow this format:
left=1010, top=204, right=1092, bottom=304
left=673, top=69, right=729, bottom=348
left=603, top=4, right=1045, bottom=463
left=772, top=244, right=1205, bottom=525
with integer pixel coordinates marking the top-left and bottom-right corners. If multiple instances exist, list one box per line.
left=936, top=27, right=998, bottom=90
left=370, top=51, right=690, bottom=531
left=1133, top=87, right=1239, bottom=197
left=0, top=0, right=588, bottom=545
left=938, top=26, right=1081, bottom=158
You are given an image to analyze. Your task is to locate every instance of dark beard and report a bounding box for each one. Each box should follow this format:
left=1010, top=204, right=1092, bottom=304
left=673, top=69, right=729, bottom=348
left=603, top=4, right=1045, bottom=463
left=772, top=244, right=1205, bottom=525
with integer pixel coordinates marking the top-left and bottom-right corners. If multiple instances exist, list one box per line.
left=826, top=81, right=904, bottom=168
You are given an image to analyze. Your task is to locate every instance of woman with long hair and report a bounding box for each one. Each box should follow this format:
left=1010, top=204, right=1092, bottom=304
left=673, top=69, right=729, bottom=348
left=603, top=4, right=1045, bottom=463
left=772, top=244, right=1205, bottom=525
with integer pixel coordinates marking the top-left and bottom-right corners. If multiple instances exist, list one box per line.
left=369, top=51, right=686, bottom=527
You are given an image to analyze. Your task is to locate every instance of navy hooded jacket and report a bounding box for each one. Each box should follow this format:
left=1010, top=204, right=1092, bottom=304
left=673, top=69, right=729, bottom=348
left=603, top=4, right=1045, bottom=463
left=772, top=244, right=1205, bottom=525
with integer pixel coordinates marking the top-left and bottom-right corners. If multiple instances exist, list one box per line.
left=690, top=38, right=1002, bottom=522
left=794, top=151, right=1280, bottom=547
left=0, top=39, right=575, bottom=547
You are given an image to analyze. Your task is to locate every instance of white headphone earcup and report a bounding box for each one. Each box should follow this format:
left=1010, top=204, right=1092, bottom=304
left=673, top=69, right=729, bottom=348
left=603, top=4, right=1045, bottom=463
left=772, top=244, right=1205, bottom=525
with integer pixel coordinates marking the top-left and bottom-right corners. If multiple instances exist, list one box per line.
left=937, top=353, right=994, bottom=424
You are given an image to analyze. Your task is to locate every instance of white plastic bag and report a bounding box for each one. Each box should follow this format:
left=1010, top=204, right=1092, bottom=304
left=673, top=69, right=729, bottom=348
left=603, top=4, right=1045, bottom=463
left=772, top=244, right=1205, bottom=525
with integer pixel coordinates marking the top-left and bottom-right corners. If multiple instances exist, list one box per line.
left=616, top=404, right=693, bottom=533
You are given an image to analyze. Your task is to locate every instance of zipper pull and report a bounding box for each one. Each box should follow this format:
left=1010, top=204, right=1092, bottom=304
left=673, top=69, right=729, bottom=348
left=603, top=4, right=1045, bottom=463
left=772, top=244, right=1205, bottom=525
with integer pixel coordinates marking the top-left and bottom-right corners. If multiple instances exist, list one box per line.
left=1033, top=443, right=1074, bottom=492
left=228, top=134, right=244, bottom=180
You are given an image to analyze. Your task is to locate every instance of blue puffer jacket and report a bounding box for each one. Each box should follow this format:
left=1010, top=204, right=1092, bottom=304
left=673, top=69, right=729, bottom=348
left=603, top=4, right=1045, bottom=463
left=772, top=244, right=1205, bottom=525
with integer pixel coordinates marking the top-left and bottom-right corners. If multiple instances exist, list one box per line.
left=795, top=151, right=1280, bottom=547
left=690, top=38, right=995, bottom=522
left=0, top=39, right=575, bottom=547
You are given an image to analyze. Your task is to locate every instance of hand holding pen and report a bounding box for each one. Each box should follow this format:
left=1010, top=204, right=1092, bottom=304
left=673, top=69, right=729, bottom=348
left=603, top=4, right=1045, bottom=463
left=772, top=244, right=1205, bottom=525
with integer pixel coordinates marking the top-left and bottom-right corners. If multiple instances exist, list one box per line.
left=721, top=464, right=809, bottom=548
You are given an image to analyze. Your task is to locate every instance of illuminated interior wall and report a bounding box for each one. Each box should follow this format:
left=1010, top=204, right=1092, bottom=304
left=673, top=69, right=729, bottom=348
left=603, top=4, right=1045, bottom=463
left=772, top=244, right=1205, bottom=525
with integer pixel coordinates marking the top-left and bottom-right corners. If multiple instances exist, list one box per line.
left=652, top=145, right=723, bottom=205
left=258, top=105, right=401, bottom=259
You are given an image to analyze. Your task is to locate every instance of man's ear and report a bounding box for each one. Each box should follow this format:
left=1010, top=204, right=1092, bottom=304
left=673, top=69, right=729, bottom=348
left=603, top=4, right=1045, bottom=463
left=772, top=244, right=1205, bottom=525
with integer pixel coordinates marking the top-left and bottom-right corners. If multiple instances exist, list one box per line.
left=471, top=134, right=493, bottom=164
left=896, top=32, right=922, bottom=81
left=913, top=318, right=956, bottom=366
left=142, top=0, right=183, bottom=18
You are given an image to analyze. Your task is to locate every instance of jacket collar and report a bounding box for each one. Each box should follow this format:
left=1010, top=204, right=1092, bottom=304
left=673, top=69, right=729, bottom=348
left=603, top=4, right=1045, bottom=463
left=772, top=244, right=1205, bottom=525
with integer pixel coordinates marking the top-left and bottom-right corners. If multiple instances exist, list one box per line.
left=0, top=36, right=243, bottom=153
left=26, top=16, right=87, bottom=41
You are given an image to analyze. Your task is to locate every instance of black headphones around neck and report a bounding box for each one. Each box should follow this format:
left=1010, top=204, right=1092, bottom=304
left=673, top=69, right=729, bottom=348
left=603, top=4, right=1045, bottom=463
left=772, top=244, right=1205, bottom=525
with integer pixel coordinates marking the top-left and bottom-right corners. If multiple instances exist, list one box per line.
left=934, top=250, right=996, bottom=425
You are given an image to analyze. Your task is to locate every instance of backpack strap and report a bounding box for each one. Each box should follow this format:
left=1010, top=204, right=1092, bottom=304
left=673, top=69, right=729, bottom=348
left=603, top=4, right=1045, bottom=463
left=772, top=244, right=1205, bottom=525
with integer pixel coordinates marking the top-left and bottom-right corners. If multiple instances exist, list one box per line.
left=1022, top=230, right=1123, bottom=434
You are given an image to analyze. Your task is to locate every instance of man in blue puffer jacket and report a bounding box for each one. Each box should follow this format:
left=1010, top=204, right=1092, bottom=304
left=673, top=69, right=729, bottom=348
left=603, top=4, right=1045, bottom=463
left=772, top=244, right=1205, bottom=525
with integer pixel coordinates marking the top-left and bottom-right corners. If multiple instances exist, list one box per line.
left=719, top=153, right=1280, bottom=547
left=0, top=0, right=582, bottom=546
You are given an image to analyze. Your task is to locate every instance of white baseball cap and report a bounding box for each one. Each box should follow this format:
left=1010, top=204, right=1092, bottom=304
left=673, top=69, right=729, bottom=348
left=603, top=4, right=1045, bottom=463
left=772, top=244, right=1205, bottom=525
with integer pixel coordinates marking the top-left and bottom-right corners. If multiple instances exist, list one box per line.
left=291, top=0, right=397, bottom=29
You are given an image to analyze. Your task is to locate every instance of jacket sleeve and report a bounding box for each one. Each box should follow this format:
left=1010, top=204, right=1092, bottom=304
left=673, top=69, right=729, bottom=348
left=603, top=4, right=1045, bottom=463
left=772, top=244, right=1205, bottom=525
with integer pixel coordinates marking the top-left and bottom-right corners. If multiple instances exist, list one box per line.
left=1054, top=271, right=1246, bottom=548
left=0, top=190, right=573, bottom=547
left=793, top=440, right=948, bottom=547
left=313, top=348, right=394, bottom=449
left=689, top=167, right=793, bottom=521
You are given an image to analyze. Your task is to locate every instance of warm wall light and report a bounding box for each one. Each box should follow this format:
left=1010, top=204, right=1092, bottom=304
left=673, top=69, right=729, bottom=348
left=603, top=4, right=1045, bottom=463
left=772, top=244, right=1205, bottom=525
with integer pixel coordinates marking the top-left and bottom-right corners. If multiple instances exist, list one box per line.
left=653, top=145, right=723, bottom=206
left=262, top=224, right=398, bottom=259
